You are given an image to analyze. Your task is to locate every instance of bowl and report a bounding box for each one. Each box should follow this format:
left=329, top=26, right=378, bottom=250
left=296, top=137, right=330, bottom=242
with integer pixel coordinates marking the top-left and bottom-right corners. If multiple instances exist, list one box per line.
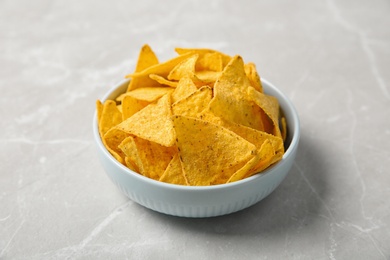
left=93, top=78, right=300, bottom=218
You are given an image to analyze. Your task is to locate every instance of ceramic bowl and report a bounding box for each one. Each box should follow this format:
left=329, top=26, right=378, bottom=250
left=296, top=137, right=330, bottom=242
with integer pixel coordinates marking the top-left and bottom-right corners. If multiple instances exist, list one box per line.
left=93, top=78, right=300, bottom=218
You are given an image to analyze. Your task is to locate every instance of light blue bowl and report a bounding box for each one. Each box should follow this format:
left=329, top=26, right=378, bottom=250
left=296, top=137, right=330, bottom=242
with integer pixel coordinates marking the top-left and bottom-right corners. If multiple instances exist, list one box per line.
left=93, top=79, right=300, bottom=217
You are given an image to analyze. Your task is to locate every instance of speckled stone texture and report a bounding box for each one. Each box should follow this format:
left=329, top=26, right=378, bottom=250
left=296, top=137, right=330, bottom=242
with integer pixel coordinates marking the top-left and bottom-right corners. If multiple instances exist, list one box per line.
left=1, top=0, right=390, bottom=259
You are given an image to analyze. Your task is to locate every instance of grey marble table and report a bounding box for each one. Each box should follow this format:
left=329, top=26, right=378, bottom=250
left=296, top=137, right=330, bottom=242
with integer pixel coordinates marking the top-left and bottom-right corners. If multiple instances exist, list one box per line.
left=1, top=0, right=389, bottom=259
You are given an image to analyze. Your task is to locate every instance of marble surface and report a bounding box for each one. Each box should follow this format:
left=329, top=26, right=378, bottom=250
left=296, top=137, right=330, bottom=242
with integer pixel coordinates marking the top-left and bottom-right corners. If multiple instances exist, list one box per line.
left=1, top=0, right=390, bottom=259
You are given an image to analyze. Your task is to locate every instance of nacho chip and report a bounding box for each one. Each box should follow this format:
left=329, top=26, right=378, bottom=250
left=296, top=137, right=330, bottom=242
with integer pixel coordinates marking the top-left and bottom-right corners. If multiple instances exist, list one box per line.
left=174, top=47, right=231, bottom=67
left=171, top=76, right=198, bottom=103
left=98, top=100, right=122, bottom=138
left=149, top=74, right=178, bottom=88
left=197, top=52, right=224, bottom=71
left=96, top=100, right=103, bottom=122
left=119, top=136, right=176, bottom=179
left=159, top=154, right=188, bottom=185
left=245, top=62, right=263, bottom=92
left=226, top=154, right=261, bottom=183
left=116, top=87, right=173, bottom=103
left=227, top=139, right=276, bottom=182
left=121, top=95, right=149, bottom=121
left=208, top=55, right=264, bottom=131
left=195, top=70, right=221, bottom=83
left=173, top=115, right=257, bottom=185
left=115, top=94, right=176, bottom=147
left=167, top=54, right=198, bottom=81
left=127, top=44, right=159, bottom=91
left=103, top=127, right=129, bottom=164
left=281, top=116, right=287, bottom=142
left=125, top=156, right=139, bottom=172
left=248, top=86, right=282, bottom=137
left=172, top=86, right=212, bottom=117
left=118, top=136, right=142, bottom=173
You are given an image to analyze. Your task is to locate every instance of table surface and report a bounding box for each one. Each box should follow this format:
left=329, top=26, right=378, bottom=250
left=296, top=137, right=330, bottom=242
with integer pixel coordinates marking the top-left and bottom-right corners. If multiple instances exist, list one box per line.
left=1, top=0, right=390, bottom=259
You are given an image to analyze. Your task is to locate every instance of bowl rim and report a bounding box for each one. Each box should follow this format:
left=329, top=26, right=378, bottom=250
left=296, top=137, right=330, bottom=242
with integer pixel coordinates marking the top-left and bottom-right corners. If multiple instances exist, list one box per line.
left=93, top=78, right=300, bottom=191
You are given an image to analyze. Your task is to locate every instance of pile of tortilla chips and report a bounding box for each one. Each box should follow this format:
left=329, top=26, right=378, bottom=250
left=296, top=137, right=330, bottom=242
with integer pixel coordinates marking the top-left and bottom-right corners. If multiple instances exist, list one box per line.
left=96, top=44, right=287, bottom=186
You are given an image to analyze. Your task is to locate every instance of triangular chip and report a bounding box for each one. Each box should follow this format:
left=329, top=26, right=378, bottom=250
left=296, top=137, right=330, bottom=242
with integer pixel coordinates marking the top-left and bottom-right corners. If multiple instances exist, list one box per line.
left=173, top=115, right=257, bottom=185
left=126, top=52, right=194, bottom=91
left=196, top=52, right=223, bottom=71
left=121, top=95, right=149, bottom=121
left=174, top=48, right=231, bottom=68
left=103, top=127, right=129, bottom=164
left=245, top=62, right=263, bottom=92
left=116, top=87, right=173, bottom=103
left=171, top=76, right=198, bottom=103
left=134, top=44, right=159, bottom=72
left=149, top=74, right=178, bottom=88
left=119, top=136, right=176, bottom=180
left=248, top=86, right=282, bottom=137
left=159, top=154, right=188, bottom=185
left=195, top=71, right=221, bottom=83
left=208, top=55, right=264, bottom=130
left=127, top=44, right=159, bottom=91
left=98, top=100, right=122, bottom=138
left=227, top=139, right=276, bottom=183
left=167, top=54, right=199, bottom=81
left=172, top=86, right=212, bottom=117
left=115, top=94, right=176, bottom=147
left=96, top=100, right=103, bottom=122
left=226, top=154, right=261, bottom=183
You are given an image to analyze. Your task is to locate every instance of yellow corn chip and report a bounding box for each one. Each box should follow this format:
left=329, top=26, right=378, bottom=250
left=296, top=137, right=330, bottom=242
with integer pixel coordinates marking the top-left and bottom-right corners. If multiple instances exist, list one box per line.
left=172, top=86, right=212, bottom=117
left=174, top=48, right=231, bottom=68
left=96, top=100, right=103, bottom=122
left=103, top=127, right=129, bottom=164
left=197, top=52, right=224, bottom=71
left=121, top=95, right=149, bottom=121
left=149, top=74, right=178, bottom=88
left=226, top=154, right=261, bottom=183
left=126, top=52, right=194, bottom=91
left=173, top=115, right=257, bottom=185
left=248, top=86, right=282, bottom=138
left=167, top=54, right=198, bottom=81
left=98, top=100, right=122, bottom=138
left=208, top=55, right=264, bottom=131
left=281, top=116, right=287, bottom=142
left=127, top=44, right=159, bottom=91
left=171, top=76, right=198, bottom=103
left=245, top=63, right=263, bottom=92
left=115, top=94, right=176, bottom=147
left=228, top=139, right=275, bottom=182
left=119, top=136, right=176, bottom=180
left=195, top=71, right=221, bottom=83
left=159, top=154, right=188, bottom=185
left=116, top=87, right=173, bottom=103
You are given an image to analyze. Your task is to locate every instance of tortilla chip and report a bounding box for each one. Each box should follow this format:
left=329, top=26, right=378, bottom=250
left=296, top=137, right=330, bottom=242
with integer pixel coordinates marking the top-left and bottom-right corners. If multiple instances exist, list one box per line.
left=167, top=54, right=199, bottom=81
left=174, top=47, right=231, bottom=67
left=173, top=115, right=257, bottom=185
left=103, top=127, right=129, bottom=164
left=121, top=95, right=149, bottom=121
left=115, top=94, right=176, bottom=147
left=127, top=44, right=159, bottom=91
left=208, top=55, right=264, bottom=131
left=248, top=86, right=282, bottom=138
left=98, top=100, right=122, bottom=138
left=149, top=74, right=178, bottom=88
left=159, top=154, right=188, bottom=185
left=116, top=87, right=173, bottom=103
left=172, top=86, right=212, bottom=117
left=171, top=76, right=198, bottom=103
left=119, top=136, right=176, bottom=179
left=245, top=62, right=263, bottom=92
